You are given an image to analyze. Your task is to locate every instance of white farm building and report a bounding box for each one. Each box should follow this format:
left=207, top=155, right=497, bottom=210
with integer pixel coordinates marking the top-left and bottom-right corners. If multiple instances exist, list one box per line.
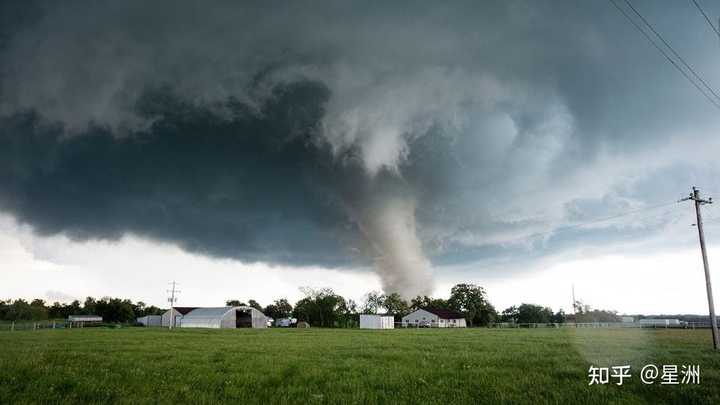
left=402, top=308, right=467, bottom=328
left=161, top=307, right=197, bottom=328
left=360, top=314, right=394, bottom=329
left=180, top=306, right=269, bottom=329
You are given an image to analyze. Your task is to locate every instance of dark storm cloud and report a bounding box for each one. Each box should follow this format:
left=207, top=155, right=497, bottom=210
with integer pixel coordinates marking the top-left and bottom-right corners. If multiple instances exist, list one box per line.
left=0, top=82, right=362, bottom=265
left=1, top=0, right=720, bottom=291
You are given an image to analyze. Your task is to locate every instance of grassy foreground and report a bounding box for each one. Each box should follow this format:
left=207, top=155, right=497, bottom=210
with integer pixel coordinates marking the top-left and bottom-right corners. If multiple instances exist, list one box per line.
left=1, top=327, right=719, bottom=404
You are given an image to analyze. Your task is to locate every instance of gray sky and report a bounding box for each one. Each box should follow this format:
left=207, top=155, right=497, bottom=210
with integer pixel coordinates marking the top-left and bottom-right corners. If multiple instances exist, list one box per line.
left=1, top=0, right=720, bottom=313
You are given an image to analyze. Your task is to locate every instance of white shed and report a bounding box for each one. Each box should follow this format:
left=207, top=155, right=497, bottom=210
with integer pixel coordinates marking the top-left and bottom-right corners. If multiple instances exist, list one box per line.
left=360, top=314, right=394, bottom=329
left=401, top=308, right=467, bottom=328
left=180, top=306, right=268, bottom=329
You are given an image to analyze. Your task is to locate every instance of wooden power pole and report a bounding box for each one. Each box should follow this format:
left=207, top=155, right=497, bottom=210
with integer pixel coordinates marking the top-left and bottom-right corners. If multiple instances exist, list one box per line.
left=682, top=187, right=719, bottom=350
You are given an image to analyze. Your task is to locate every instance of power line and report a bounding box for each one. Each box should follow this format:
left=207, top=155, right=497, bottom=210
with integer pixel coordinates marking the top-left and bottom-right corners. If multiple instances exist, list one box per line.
left=558, top=200, right=678, bottom=230
left=689, top=0, right=720, bottom=38
left=608, top=0, right=720, bottom=110
left=623, top=0, right=720, bottom=104
left=487, top=200, right=681, bottom=247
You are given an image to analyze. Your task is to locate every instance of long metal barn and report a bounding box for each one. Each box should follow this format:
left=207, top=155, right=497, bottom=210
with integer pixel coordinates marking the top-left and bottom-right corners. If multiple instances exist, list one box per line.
left=179, top=306, right=268, bottom=329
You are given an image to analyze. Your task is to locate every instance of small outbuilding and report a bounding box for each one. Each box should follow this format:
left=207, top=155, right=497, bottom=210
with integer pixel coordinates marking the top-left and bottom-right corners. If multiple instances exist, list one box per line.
left=360, top=314, right=395, bottom=329
left=402, top=308, right=467, bottom=328
left=68, top=315, right=102, bottom=327
left=639, top=318, right=682, bottom=327
left=180, top=306, right=268, bottom=329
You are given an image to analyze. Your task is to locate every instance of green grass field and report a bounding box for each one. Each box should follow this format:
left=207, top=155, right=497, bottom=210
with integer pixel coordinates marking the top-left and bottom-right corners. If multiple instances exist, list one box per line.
left=1, top=327, right=719, bottom=404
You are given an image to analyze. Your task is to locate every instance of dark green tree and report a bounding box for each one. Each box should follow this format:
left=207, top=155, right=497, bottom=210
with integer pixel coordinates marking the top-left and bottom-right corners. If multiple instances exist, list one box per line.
left=410, top=295, right=450, bottom=311
left=500, top=305, right=519, bottom=323
left=383, top=293, right=410, bottom=321
left=264, top=298, right=293, bottom=320
left=30, top=299, right=48, bottom=320
left=516, top=303, right=553, bottom=324
left=5, top=299, right=32, bottom=321
left=247, top=299, right=263, bottom=311
left=447, top=284, right=497, bottom=326
left=83, top=297, right=97, bottom=315
left=293, top=288, right=350, bottom=327
left=361, top=291, right=385, bottom=314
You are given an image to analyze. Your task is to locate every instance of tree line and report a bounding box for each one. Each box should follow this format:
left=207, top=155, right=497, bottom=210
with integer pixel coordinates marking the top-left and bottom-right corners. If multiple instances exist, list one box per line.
left=228, top=284, right=503, bottom=327
left=1, top=283, right=619, bottom=326
left=224, top=284, right=619, bottom=326
left=0, top=297, right=164, bottom=323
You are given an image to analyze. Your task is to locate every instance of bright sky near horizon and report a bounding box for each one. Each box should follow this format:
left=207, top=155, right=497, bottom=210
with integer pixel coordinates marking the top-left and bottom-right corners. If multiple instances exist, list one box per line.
left=3, top=213, right=720, bottom=315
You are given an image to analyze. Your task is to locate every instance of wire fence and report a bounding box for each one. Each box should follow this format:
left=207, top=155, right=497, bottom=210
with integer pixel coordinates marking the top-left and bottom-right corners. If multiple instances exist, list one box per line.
left=393, top=321, right=467, bottom=328
left=0, top=320, right=124, bottom=331
left=489, top=322, right=714, bottom=329
left=1, top=320, right=715, bottom=331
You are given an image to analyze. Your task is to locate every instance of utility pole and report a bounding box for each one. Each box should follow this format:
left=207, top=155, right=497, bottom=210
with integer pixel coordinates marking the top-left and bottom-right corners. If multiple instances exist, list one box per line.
left=572, top=284, right=577, bottom=327
left=167, top=281, right=180, bottom=329
left=681, top=187, right=719, bottom=350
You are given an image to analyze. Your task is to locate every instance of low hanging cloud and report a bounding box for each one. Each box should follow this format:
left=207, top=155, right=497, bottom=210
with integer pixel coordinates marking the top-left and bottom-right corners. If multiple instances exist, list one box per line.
left=2, top=1, right=720, bottom=297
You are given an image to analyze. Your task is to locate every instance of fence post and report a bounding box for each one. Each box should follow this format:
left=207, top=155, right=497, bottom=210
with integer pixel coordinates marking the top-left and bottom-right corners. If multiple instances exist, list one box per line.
left=11, top=321, right=14, bottom=331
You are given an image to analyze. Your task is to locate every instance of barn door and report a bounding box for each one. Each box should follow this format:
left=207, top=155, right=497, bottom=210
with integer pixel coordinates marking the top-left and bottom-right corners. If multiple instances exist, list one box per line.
left=236, top=310, right=252, bottom=328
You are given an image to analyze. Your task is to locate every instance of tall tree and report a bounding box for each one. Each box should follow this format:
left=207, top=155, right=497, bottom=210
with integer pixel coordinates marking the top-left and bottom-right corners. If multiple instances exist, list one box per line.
left=361, top=291, right=385, bottom=314
left=448, top=283, right=497, bottom=326
left=516, top=303, right=553, bottom=324
left=500, top=305, right=519, bottom=323
left=247, top=299, right=263, bottom=311
left=293, top=287, right=350, bottom=327
left=383, top=293, right=410, bottom=321
left=29, top=299, right=48, bottom=320
left=264, top=298, right=293, bottom=320
left=83, top=297, right=97, bottom=315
